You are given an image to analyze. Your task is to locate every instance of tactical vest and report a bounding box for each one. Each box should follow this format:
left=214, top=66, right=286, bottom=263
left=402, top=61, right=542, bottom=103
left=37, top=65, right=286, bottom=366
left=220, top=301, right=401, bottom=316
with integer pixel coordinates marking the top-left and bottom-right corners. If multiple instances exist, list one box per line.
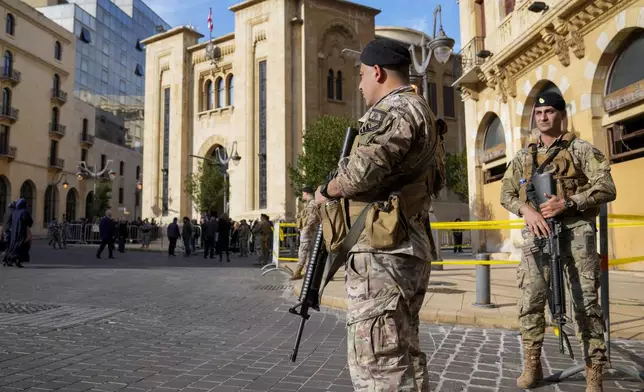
left=518, top=132, right=593, bottom=215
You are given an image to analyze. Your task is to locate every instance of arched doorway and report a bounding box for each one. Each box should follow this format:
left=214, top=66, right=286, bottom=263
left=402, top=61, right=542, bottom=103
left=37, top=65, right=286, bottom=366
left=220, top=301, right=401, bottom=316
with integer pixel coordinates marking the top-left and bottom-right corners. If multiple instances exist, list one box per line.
left=0, top=175, right=9, bottom=222
left=44, top=185, right=59, bottom=227
left=85, top=191, right=94, bottom=220
left=66, top=188, right=78, bottom=221
left=19, top=180, right=35, bottom=213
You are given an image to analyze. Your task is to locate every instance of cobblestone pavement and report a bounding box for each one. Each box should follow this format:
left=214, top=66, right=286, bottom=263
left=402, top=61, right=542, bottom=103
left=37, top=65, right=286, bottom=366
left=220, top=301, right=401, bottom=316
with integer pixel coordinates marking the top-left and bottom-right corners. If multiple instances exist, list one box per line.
left=0, top=243, right=642, bottom=392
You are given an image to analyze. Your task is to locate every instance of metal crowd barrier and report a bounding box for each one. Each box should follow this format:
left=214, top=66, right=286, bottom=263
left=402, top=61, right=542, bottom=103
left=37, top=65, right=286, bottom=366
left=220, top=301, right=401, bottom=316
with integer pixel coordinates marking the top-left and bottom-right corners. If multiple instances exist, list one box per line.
left=60, top=223, right=202, bottom=245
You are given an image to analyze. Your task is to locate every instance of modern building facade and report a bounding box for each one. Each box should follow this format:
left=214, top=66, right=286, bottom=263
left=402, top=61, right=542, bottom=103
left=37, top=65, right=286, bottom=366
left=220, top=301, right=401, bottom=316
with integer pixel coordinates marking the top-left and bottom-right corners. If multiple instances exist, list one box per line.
left=141, top=0, right=468, bottom=225
left=0, top=0, right=141, bottom=235
left=26, top=0, right=170, bottom=152
left=455, top=0, right=644, bottom=270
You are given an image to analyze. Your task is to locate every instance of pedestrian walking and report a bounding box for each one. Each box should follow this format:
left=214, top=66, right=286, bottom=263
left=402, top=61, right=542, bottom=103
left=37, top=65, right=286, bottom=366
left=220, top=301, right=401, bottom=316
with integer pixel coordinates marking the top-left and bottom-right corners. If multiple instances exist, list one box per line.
left=500, top=90, right=617, bottom=391
left=6, top=199, right=32, bottom=268
left=181, top=217, right=192, bottom=256
left=96, top=211, right=115, bottom=259
left=314, top=37, right=446, bottom=391
left=216, top=214, right=231, bottom=262
left=203, top=216, right=217, bottom=259
left=237, top=219, right=250, bottom=257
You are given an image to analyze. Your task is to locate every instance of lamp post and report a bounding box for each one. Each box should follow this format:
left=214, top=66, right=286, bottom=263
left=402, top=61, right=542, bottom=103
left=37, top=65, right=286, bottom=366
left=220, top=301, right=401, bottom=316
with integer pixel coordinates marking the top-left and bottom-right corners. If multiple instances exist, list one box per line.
left=134, top=178, right=142, bottom=221
left=189, top=141, right=241, bottom=216
left=47, top=173, right=69, bottom=224
left=77, top=160, right=115, bottom=218
left=409, top=4, right=455, bottom=103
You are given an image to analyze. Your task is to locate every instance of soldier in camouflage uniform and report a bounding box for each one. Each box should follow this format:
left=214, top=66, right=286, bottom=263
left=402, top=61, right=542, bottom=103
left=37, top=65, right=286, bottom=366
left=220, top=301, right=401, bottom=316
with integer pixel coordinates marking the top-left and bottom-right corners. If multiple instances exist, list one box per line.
left=291, top=186, right=319, bottom=280
left=315, top=38, right=445, bottom=392
left=500, top=91, right=616, bottom=392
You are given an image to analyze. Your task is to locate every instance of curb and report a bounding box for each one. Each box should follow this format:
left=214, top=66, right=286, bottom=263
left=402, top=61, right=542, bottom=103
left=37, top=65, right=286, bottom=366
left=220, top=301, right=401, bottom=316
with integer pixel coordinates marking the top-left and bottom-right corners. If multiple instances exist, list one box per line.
left=292, top=285, right=643, bottom=340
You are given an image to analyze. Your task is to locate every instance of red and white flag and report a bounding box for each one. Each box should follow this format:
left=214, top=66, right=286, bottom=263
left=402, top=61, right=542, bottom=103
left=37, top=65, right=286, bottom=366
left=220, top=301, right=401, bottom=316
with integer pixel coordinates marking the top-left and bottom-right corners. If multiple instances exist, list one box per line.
left=207, top=8, right=213, bottom=32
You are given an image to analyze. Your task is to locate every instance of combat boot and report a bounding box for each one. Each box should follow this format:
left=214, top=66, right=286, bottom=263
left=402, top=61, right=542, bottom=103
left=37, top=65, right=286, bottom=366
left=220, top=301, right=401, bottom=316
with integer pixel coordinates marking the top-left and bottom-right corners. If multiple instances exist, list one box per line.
left=585, top=362, right=603, bottom=392
left=517, top=348, right=543, bottom=389
left=290, top=265, right=304, bottom=280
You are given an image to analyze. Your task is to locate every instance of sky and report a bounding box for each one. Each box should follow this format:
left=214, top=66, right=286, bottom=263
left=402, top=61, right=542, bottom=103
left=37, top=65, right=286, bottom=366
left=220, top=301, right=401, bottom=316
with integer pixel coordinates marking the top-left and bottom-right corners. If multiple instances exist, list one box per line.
left=144, top=0, right=462, bottom=51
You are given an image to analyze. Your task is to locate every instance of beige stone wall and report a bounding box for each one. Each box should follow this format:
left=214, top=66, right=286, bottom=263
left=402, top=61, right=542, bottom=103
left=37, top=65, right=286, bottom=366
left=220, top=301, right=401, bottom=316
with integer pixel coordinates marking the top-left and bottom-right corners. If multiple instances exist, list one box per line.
left=457, top=0, right=644, bottom=270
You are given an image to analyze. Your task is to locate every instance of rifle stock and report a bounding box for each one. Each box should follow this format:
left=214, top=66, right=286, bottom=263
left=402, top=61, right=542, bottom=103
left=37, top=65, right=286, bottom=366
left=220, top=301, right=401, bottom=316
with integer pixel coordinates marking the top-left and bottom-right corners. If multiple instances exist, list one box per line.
left=288, top=127, right=358, bottom=362
left=526, top=174, right=574, bottom=359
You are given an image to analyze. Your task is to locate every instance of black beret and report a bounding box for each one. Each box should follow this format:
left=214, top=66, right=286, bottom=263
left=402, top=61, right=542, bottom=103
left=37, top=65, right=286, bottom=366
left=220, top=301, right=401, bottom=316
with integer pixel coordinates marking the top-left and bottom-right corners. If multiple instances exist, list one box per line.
left=535, top=91, right=566, bottom=111
left=301, top=186, right=314, bottom=194
left=360, top=38, right=411, bottom=68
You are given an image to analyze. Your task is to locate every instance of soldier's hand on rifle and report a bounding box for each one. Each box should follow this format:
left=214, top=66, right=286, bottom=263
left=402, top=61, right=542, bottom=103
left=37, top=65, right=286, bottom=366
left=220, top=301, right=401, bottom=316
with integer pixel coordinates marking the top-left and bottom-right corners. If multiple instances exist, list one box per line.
left=315, top=186, right=329, bottom=205
left=540, top=193, right=566, bottom=219
left=520, top=204, right=550, bottom=238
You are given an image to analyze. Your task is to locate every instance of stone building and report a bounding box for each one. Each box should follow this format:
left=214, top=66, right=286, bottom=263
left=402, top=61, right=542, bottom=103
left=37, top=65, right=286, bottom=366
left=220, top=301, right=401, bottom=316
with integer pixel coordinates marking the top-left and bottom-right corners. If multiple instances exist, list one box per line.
left=455, top=0, right=644, bottom=270
left=141, top=0, right=467, bottom=224
left=0, top=0, right=141, bottom=234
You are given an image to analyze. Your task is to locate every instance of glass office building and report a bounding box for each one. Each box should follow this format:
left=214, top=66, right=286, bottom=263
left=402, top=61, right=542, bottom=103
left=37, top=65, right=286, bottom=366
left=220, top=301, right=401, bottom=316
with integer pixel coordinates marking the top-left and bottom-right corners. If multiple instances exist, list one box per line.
left=36, top=0, right=170, bottom=152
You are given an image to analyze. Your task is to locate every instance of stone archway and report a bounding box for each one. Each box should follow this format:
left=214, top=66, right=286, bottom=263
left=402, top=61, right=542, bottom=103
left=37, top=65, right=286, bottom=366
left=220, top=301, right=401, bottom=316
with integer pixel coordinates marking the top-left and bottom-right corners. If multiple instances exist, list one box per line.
left=19, top=180, right=36, bottom=214
left=0, top=175, right=10, bottom=222
left=65, top=187, right=79, bottom=221
left=85, top=191, right=94, bottom=220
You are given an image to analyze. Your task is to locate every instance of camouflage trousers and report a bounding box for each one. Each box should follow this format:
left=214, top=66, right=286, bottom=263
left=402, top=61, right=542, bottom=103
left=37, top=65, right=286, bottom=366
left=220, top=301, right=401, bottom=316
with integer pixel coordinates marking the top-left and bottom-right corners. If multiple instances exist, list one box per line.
left=297, top=230, right=314, bottom=267
left=517, top=222, right=606, bottom=364
left=346, top=252, right=431, bottom=392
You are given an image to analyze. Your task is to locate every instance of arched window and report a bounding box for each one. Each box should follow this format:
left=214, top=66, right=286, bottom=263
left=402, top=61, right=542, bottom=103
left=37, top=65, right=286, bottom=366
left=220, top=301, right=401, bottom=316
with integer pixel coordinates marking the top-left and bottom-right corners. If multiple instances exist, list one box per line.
left=53, top=73, right=60, bottom=94
left=19, top=181, right=34, bottom=213
left=44, top=185, right=58, bottom=226
left=215, top=78, right=224, bottom=108
left=135, top=165, right=140, bottom=180
left=5, top=14, right=14, bottom=36
left=119, top=161, right=124, bottom=176
left=51, top=107, right=59, bottom=126
left=0, top=176, right=8, bottom=222
left=327, top=69, right=334, bottom=99
left=204, top=79, right=214, bottom=110
left=85, top=191, right=94, bottom=219
left=54, top=41, right=62, bottom=60
left=2, top=87, right=10, bottom=115
left=66, top=189, right=77, bottom=221
left=226, top=74, right=234, bottom=106
left=3, top=50, right=12, bottom=76
left=482, top=114, right=506, bottom=184
left=335, top=71, right=343, bottom=101
left=605, top=30, right=644, bottom=163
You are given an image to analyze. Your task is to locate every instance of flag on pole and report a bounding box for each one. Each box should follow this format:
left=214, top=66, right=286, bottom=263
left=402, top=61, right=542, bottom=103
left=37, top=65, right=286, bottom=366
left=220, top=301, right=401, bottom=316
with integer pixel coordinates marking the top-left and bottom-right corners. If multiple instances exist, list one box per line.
left=207, top=8, right=213, bottom=33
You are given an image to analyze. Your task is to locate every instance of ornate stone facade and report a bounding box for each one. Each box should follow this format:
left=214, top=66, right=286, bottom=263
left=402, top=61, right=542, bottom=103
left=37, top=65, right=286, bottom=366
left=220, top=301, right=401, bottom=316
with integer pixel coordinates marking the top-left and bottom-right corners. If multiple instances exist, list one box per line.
left=456, top=0, right=644, bottom=270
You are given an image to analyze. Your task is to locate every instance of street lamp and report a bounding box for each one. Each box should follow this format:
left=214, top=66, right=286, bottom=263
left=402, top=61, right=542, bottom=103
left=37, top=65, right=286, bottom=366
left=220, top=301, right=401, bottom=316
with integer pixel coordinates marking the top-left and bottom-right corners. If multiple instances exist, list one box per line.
left=134, top=178, right=142, bottom=221
left=47, top=173, right=69, bottom=224
left=409, top=4, right=455, bottom=103
left=189, top=141, right=241, bottom=216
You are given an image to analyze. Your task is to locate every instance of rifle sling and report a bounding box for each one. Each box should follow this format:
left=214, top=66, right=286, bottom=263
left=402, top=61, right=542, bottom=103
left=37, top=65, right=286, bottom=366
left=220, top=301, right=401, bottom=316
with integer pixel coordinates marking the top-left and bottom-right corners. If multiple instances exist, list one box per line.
left=319, top=203, right=371, bottom=297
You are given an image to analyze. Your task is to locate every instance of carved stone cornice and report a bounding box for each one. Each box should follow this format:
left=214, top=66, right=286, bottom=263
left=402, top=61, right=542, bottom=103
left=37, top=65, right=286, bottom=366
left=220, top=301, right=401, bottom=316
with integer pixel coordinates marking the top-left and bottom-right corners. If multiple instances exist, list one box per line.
left=459, top=86, right=479, bottom=101
left=193, top=44, right=236, bottom=65
left=480, top=0, right=621, bottom=83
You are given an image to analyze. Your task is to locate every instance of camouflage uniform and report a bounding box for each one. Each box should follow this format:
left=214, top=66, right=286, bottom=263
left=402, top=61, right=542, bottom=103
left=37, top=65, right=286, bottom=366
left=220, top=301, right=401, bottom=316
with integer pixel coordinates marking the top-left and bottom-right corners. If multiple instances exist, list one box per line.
left=334, top=85, right=444, bottom=392
left=500, top=133, right=617, bottom=365
left=297, top=199, right=319, bottom=268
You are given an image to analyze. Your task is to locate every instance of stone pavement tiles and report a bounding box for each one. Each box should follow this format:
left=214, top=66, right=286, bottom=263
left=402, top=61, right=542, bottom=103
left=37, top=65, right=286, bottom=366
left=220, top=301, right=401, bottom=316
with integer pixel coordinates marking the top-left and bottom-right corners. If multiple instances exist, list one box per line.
left=0, top=245, right=642, bottom=391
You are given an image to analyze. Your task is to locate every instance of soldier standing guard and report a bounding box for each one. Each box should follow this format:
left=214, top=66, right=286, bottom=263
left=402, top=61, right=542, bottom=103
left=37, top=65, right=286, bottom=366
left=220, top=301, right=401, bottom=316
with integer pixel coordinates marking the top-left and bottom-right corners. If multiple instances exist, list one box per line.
left=500, top=91, right=616, bottom=391
left=315, top=37, right=445, bottom=392
left=291, top=186, right=319, bottom=280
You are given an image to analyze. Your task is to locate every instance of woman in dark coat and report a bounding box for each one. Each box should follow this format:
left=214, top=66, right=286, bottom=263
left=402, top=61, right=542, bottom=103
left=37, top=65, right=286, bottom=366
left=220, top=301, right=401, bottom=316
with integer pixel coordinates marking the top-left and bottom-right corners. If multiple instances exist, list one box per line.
left=216, top=214, right=231, bottom=262
left=7, top=198, right=33, bottom=268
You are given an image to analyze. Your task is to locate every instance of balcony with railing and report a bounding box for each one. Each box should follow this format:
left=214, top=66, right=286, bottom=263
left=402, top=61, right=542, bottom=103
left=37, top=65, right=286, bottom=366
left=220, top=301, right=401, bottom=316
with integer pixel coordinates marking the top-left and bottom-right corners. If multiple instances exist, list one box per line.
left=49, top=123, right=66, bottom=138
left=80, top=133, right=95, bottom=146
left=0, top=143, right=16, bottom=160
left=0, top=105, right=18, bottom=123
left=51, top=88, right=68, bottom=104
left=48, top=156, right=64, bottom=170
left=0, top=67, right=20, bottom=85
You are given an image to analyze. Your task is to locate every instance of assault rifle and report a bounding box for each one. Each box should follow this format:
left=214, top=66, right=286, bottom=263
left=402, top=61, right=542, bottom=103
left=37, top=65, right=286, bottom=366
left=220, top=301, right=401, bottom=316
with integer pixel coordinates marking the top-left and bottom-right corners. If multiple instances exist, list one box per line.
left=288, top=127, right=358, bottom=362
left=526, top=172, right=574, bottom=359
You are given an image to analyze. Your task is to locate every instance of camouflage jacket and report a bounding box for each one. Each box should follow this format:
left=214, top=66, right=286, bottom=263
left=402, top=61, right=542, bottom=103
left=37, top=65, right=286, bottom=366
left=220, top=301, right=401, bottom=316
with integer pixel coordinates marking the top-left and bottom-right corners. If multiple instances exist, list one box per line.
left=300, top=199, right=319, bottom=236
left=334, top=85, right=444, bottom=259
left=500, top=134, right=616, bottom=224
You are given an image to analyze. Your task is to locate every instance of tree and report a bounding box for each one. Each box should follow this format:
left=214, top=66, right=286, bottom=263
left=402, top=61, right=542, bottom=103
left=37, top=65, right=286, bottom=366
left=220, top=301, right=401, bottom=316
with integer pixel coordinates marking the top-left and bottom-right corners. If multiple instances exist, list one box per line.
left=288, top=115, right=358, bottom=195
left=445, top=151, right=469, bottom=203
left=88, top=181, right=112, bottom=218
left=184, top=161, right=226, bottom=215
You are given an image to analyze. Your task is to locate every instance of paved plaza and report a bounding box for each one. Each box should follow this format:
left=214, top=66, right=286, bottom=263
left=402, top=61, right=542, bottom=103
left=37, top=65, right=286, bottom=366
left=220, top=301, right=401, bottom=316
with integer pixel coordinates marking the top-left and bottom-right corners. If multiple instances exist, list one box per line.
left=0, top=243, right=642, bottom=392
